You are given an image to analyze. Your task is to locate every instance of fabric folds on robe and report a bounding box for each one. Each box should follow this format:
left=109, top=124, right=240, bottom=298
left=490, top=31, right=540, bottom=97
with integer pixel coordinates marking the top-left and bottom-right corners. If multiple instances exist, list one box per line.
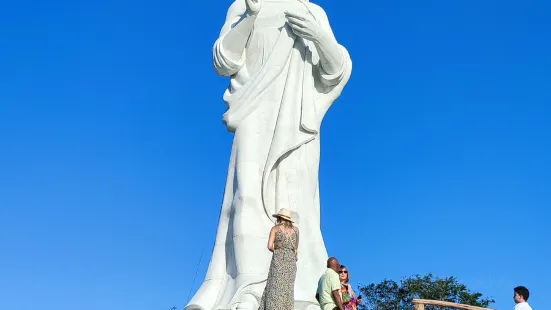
left=222, top=23, right=350, bottom=223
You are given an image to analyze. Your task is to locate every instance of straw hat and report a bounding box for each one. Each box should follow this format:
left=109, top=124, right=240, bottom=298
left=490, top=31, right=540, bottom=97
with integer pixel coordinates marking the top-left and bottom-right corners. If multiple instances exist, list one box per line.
left=272, top=208, right=294, bottom=222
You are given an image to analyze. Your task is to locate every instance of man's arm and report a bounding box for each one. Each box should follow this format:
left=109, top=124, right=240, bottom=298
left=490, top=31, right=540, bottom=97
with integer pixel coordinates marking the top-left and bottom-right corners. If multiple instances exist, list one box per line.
left=331, top=289, right=344, bottom=310
left=328, top=271, right=344, bottom=310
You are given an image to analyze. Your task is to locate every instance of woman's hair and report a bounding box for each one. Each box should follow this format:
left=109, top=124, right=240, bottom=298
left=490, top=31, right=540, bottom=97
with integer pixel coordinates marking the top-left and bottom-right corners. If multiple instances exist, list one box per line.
left=339, top=265, right=350, bottom=283
left=277, top=217, right=293, bottom=227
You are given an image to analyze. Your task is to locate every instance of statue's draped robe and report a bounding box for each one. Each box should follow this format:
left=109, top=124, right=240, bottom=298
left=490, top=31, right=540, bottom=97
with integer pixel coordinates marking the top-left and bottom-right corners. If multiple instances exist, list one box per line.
left=186, top=1, right=352, bottom=309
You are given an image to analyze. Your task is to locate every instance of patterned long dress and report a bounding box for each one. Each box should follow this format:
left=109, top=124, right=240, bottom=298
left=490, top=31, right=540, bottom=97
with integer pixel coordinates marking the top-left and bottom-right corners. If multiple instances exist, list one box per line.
left=258, top=226, right=298, bottom=310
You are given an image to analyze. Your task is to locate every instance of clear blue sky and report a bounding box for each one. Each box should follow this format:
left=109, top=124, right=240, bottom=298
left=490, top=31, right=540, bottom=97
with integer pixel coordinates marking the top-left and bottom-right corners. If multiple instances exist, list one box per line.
left=1, top=0, right=549, bottom=309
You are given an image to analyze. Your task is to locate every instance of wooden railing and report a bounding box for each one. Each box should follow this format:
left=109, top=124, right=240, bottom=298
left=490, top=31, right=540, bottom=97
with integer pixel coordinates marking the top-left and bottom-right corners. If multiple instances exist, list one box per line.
left=413, top=299, right=494, bottom=310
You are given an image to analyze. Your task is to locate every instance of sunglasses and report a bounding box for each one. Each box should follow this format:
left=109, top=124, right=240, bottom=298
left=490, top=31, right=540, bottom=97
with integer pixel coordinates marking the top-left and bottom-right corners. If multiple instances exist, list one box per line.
left=339, top=270, right=348, bottom=274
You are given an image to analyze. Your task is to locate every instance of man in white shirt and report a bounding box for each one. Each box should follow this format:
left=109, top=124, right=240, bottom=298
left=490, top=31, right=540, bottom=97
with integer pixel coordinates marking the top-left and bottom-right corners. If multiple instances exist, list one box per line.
left=513, top=286, right=532, bottom=310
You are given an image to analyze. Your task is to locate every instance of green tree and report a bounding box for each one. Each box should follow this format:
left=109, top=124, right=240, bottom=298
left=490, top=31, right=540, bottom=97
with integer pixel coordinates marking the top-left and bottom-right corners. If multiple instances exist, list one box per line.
left=358, top=273, right=495, bottom=310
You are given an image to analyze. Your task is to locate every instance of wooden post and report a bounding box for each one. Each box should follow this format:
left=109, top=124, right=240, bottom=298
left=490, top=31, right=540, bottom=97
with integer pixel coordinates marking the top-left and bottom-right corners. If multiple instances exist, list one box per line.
left=414, top=303, right=425, bottom=310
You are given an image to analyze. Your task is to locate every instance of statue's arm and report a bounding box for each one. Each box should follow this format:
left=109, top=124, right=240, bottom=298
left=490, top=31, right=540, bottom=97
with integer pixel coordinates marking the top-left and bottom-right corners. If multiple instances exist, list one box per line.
left=310, top=5, right=348, bottom=80
left=213, top=0, right=256, bottom=76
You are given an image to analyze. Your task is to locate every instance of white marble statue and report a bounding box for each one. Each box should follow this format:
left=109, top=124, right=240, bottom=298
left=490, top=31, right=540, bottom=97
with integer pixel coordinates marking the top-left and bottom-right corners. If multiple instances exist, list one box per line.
left=185, top=0, right=352, bottom=309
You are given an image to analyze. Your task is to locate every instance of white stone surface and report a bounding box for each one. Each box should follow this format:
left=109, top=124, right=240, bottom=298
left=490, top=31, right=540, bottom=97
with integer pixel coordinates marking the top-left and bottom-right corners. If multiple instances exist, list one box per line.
left=185, top=0, right=351, bottom=309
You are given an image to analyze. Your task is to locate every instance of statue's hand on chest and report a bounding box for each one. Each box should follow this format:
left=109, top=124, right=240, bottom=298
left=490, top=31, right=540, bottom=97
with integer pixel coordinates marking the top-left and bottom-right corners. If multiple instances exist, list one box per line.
left=252, top=1, right=323, bottom=42
left=284, top=10, right=324, bottom=43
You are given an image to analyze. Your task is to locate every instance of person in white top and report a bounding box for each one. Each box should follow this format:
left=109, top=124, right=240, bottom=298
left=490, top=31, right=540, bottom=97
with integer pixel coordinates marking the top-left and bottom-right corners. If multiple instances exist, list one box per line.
left=513, top=286, right=532, bottom=310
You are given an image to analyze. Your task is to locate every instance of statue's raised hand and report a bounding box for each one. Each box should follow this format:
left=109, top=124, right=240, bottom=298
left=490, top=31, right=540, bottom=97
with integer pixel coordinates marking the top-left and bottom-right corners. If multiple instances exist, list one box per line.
left=284, top=11, right=324, bottom=43
left=246, top=0, right=262, bottom=15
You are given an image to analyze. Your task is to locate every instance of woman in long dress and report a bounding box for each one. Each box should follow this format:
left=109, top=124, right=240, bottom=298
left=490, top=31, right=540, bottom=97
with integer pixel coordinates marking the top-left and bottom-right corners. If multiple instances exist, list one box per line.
left=259, top=208, right=299, bottom=310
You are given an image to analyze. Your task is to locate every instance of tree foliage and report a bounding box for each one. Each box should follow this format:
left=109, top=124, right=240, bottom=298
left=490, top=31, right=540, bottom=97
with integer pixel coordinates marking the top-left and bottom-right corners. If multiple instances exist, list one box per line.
left=358, top=273, right=495, bottom=310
